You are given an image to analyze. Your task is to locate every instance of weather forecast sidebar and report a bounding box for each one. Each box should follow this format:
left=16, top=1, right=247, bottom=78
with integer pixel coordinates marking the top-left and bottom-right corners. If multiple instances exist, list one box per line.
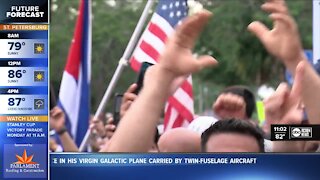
left=0, top=0, right=49, bottom=179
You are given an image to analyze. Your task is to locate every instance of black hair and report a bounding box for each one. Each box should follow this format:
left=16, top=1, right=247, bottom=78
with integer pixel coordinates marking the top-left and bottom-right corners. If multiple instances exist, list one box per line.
left=154, top=128, right=160, bottom=144
left=222, top=86, right=255, bottom=118
left=201, top=119, right=265, bottom=152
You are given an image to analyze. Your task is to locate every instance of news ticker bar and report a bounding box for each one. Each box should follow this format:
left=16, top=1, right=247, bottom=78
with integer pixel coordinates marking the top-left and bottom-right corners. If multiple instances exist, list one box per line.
left=50, top=154, right=320, bottom=180
left=51, top=154, right=257, bottom=167
left=49, top=153, right=267, bottom=167
left=271, top=125, right=320, bottom=141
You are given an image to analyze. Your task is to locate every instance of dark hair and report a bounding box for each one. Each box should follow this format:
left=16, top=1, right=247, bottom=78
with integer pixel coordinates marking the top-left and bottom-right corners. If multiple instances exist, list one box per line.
left=201, top=119, right=265, bottom=152
left=154, top=128, right=160, bottom=144
left=222, top=86, right=255, bottom=118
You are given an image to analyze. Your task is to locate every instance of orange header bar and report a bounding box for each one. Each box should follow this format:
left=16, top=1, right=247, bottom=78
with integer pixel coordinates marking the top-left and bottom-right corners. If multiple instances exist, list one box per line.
left=0, top=116, right=48, bottom=122
left=0, top=24, right=48, bottom=30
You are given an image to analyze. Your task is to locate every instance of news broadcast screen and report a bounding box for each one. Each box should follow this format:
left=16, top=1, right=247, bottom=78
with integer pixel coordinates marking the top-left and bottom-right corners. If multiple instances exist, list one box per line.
left=0, top=0, right=319, bottom=180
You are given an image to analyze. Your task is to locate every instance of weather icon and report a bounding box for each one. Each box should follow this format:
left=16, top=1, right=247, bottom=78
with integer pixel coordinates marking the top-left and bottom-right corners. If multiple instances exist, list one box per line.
left=34, top=43, right=45, bottom=54
left=34, top=71, right=45, bottom=82
left=34, top=99, right=45, bottom=110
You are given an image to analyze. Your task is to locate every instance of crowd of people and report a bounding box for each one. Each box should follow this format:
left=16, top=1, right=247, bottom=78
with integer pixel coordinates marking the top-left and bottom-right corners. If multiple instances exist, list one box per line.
left=49, top=0, right=320, bottom=153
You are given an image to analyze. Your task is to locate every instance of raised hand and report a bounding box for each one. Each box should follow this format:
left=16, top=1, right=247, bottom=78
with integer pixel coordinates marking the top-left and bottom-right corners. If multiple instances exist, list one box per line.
left=157, top=10, right=218, bottom=78
left=294, top=61, right=320, bottom=124
left=105, top=10, right=218, bottom=152
left=90, top=118, right=106, bottom=138
left=264, top=65, right=303, bottom=133
left=120, top=84, right=138, bottom=118
left=213, top=93, right=247, bottom=120
left=50, top=107, right=79, bottom=152
left=104, top=116, right=116, bottom=139
left=248, top=0, right=305, bottom=75
left=50, top=106, right=66, bottom=132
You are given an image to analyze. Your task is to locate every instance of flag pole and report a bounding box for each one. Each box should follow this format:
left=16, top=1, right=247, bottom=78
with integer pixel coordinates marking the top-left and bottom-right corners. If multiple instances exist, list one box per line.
left=79, top=0, right=155, bottom=152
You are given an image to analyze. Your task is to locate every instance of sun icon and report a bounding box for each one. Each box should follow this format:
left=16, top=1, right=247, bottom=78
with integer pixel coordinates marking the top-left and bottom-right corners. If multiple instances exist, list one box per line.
left=36, top=73, right=43, bottom=81
left=34, top=43, right=45, bottom=54
left=34, top=71, right=45, bottom=82
left=36, top=45, right=43, bottom=53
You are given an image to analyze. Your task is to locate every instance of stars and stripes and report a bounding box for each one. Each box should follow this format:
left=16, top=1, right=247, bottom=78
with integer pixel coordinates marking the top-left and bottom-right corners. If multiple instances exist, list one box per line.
left=130, top=0, right=194, bottom=131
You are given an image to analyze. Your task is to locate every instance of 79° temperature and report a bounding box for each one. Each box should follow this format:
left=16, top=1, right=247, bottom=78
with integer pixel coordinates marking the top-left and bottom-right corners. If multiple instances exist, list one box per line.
left=8, top=42, right=25, bottom=51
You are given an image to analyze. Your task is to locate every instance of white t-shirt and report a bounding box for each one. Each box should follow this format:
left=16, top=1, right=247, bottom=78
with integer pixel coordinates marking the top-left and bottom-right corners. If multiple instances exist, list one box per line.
left=188, top=116, right=273, bottom=152
left=187, top=116, right=218, bottom=135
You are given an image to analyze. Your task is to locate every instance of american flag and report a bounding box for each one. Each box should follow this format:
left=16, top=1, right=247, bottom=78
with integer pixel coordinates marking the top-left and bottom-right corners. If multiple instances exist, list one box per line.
left=130, top=0, right=194, bottom=131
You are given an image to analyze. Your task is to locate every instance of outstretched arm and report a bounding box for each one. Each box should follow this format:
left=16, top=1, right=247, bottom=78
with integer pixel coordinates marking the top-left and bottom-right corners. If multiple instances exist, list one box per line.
left=263, top=65, right=305, bottom=152
left=249, top=0, right=320, bottom=125
left=248, top=0, right=307, bottom=76
left=50, top=107, right=79, bottom=152
left=104, top=10, right=218, bottom=152
left=295, top=61, right=320, bottom=124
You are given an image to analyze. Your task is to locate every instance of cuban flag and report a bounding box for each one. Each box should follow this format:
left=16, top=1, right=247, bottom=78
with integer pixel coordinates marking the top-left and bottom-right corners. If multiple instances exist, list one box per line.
left=58, top=0, right=91, bottom=146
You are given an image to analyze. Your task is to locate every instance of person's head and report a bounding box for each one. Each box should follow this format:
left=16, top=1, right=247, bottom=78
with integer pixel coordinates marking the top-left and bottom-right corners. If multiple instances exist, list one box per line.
left=158, top=127, right=201, bottom=152
left=201, top=119, right=264, bottom=152
left=220, top=86, right=255, bottom=119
